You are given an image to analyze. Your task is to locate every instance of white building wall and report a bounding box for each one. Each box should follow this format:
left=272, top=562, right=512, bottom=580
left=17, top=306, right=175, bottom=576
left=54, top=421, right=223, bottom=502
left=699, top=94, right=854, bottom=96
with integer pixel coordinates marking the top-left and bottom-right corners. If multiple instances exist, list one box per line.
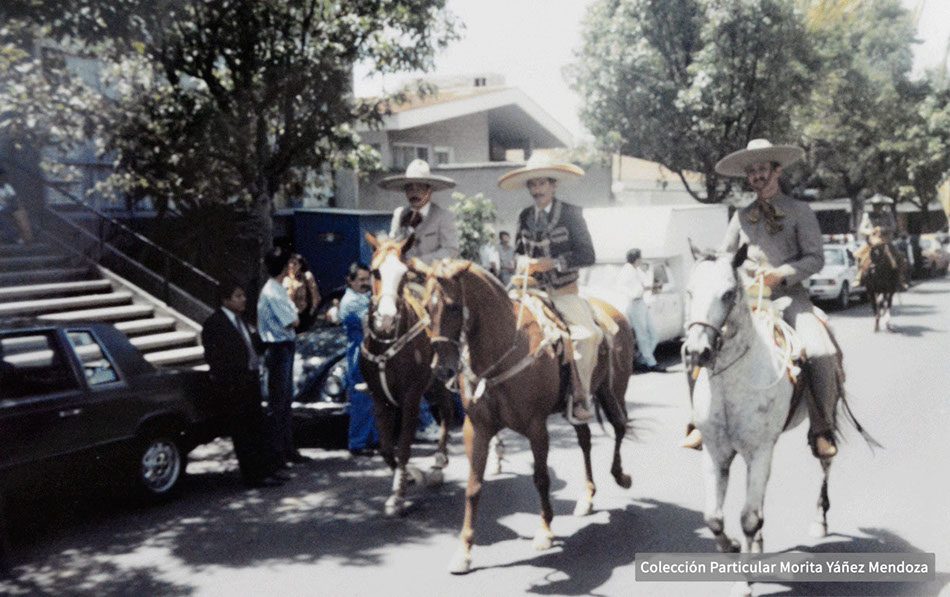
left=388, top=112, right=489, bottom=165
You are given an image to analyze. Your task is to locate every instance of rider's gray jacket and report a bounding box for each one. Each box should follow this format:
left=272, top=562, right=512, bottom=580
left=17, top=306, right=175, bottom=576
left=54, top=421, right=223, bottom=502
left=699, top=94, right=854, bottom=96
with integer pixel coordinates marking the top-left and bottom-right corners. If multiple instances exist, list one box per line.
left=720, top=193, right=825, bottom=293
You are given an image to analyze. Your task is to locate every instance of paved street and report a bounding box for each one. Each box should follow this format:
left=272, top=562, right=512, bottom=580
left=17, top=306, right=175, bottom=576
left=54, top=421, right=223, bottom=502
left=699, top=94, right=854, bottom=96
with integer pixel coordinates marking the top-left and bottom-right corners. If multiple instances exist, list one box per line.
left=3, top=277, right=950, bottom=596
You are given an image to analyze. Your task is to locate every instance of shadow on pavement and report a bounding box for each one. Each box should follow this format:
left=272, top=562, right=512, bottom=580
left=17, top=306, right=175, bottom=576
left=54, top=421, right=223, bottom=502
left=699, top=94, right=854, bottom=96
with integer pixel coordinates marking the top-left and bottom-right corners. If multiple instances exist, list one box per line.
left=761, top=528, right=950, bottom=596
left=482, top=498, right=712, bottom=596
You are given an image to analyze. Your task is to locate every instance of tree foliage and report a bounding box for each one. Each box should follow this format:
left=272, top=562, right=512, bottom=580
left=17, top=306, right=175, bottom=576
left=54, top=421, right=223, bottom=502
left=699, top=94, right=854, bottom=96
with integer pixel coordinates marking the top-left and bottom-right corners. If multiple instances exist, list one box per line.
left=571, top=0, right=817, bottom=204
left=450, top=192, right=495, bottom=262
left=2, top=0, right=459, bottom=278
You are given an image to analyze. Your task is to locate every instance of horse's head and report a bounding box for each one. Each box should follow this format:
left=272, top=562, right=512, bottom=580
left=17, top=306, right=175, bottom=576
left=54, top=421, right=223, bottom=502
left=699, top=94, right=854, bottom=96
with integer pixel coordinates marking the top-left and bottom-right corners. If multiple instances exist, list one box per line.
left=682, top=244, right=748, bottom=371
left=366, top=232, right=415, bottom=334
left=412, top=258, right=471, bottom=383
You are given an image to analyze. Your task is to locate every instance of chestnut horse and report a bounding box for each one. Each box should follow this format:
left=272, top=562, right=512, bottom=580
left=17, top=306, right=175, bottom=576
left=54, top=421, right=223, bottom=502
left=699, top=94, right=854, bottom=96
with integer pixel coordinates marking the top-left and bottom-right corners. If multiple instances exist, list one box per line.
left=362, top=234, right=455, bottom=516
left=413, top=259, right=633, bottom=574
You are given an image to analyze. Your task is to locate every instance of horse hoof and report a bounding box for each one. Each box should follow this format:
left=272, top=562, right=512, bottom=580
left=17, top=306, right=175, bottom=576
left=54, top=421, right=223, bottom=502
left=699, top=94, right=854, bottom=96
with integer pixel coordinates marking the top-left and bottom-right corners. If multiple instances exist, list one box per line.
left=425, top=468, right=444, bottom=487
left=719, top=538, right=741, bottom=553
left=433, top=452, right=449, bottom=469
left=448, top=550, right=472, bottom=575
left=532, top=530, right=554, bottom=551
left=384, top=495, right=406, bottom=517
left=573, top=499, right=594, bottom=517
left=809, top=521, right=828, bottom=538
left=406, top=464, right=425, bottom=486
left=616, top=473, right=632, bottom=489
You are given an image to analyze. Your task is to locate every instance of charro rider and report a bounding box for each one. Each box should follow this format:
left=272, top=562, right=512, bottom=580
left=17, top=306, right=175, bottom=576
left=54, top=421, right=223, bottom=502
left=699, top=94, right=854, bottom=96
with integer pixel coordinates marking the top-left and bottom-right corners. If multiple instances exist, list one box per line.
left=498, top=152, right=598, bottom=424
left=684, top=139, right=841, bottom=459
left=380, top=158, right=460, bottom=263
left=377, top=158, right=459, bottom=440
left=853, top=194, right=907, bottom=289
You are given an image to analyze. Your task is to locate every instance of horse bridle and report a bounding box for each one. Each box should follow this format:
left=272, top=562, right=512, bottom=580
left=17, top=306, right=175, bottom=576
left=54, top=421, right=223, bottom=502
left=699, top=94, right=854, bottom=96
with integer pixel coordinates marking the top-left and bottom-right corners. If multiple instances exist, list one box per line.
left=683, top=279, right=743, bottom=371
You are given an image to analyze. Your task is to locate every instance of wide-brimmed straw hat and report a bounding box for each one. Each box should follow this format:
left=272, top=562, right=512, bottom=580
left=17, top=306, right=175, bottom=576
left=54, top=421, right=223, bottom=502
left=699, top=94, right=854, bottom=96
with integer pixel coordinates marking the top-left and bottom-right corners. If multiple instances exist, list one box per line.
left=714, top=139, right=805, bottom=178
left=377, top=159, right=456, bottom=192
left=497, top=153, right=585, bottom=191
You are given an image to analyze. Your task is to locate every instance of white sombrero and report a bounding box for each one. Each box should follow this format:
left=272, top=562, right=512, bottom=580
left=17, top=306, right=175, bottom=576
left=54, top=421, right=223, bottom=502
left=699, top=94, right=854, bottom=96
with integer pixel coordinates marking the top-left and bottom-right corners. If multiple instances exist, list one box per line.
left=866, top=193, right=894, bottom=206
left=377, top=159, right=456, bottom=192
left=497, top=153, right=585, bottom=191
left=714, top=139, right=805, bottom=178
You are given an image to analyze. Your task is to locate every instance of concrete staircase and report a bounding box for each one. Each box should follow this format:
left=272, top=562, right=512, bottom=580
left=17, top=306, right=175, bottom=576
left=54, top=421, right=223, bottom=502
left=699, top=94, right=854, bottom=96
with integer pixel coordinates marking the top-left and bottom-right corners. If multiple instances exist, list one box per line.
left=0, top=242, right=207, bottom=369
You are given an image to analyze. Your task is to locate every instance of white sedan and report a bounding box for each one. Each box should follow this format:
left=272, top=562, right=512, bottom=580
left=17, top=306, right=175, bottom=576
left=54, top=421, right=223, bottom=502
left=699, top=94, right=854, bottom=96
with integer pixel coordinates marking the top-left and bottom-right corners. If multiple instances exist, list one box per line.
left=808, top=244, right=864, bottom=309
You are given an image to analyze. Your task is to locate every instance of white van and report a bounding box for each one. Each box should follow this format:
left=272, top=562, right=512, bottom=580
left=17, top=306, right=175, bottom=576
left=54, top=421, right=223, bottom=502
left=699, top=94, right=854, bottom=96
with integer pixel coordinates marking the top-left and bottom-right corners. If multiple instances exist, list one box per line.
left=579, top=204, right=730, bottom=343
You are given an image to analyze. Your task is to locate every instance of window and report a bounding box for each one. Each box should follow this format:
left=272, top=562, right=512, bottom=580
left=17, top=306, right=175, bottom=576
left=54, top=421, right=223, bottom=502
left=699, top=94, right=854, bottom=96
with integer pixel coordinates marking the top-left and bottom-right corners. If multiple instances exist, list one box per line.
left=433, top=146, right=454, bottom=165
left=67, top=331, right=120, bottom=386
left=1, top=332, right=80, bottom=399
left=823, top=248, right=846, bottom=266
left=474, top=77, right=487, bottom=87
left=392, top=144, right=429, bottom=169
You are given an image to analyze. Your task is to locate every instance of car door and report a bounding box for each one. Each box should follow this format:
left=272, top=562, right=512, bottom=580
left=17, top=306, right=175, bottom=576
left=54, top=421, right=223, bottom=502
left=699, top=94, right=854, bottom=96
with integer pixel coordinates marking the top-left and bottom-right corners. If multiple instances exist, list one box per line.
left=63, top=328, right=138, bottom=452
left=0, top=329, right=87, bottom=483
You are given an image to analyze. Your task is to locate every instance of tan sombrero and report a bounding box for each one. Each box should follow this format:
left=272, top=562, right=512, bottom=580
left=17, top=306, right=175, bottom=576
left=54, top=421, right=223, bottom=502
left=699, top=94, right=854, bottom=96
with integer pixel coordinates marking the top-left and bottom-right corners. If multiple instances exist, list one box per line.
left=497, top=153, right=584, bottom=191
left=377, top=159, right=456, bottom=192
left=714, top=139, right=805, bottom=178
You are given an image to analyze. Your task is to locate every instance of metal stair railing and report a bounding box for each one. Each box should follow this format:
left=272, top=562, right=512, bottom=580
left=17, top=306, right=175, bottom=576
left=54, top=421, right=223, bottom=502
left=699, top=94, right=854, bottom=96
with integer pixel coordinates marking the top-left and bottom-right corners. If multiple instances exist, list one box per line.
left=35, top=182, right=219, bottom=324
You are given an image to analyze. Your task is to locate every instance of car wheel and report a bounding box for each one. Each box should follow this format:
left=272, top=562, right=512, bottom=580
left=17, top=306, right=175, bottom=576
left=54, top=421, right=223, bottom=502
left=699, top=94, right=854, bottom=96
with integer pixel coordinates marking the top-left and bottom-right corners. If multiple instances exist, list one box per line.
left=837, top=282, right=850, bottom=309
left=133, top=430, right=185, bottom=501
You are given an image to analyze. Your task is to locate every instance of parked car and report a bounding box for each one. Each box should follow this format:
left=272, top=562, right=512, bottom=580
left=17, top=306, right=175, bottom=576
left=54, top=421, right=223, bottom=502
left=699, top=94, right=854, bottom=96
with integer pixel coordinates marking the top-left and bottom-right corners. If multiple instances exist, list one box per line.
left=808, top=244, right=864, bottom=309
left=917, top=234, right=950, bottom=278
left=580, top=257, right=685, bottom=344
left=0, top=321, right=222, bottom=502
left=291, top=288, right=350, bottom=448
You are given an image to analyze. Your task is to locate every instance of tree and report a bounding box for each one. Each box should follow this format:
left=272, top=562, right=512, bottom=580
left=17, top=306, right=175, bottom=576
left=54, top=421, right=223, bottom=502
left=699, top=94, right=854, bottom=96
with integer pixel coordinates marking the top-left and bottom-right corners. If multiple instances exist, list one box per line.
left=893, top=81, right=950, bottom=218
left=3, top=0, right=459, bottom=279
left=571, top=0, right=816, bottom=204
left=0, top=20, right=96, bottom=176
left=450, top=192, right=496, bottom=262
left=793, top=0, right=919, bottom=217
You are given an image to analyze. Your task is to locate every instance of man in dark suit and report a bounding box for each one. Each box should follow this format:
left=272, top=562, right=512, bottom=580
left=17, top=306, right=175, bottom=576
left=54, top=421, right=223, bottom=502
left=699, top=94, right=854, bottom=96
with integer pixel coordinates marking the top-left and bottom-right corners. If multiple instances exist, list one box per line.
left=202, top=280, right=286, bottom=488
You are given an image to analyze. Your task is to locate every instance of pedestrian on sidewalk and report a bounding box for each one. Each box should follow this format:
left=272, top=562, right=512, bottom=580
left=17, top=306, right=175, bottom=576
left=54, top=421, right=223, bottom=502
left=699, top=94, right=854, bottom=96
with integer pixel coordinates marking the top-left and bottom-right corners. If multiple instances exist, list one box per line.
left=338, top=262, right=379, bottom=455
left=258, top=247, right=307, bottom=466
left=617, top=248, right=666, bottom=373
left=202, top=280, right=286, bottom=487
left=0, top=166, right=33, bottom=245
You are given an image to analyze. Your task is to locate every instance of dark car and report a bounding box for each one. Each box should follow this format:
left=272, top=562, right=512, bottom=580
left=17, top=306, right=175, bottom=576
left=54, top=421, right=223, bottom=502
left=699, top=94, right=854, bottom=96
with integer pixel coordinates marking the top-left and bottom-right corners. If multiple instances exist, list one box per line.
left=0, top=321, right=221, bottom=502
left=291, top=289, right=350, bottom=448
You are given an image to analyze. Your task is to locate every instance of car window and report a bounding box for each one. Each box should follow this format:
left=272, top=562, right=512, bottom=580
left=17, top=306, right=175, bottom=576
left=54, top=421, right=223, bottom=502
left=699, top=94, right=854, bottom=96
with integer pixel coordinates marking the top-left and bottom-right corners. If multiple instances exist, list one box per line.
left=66, top=330, right=121, bottom=386
left=652, top=264, right=670, bottom=285
left=823, top=248, right=846, bottom=266
left=1, top=332, right=80, bottom=399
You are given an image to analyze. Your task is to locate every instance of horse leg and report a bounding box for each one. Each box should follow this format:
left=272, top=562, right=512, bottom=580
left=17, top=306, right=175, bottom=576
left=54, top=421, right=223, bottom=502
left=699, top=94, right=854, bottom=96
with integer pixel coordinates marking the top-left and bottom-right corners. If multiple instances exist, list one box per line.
left=884, top=293, right=895, bottom=332
left=430, top=383, right=452, bottom=470
left=599, top=388, right=632, bottom=489
left=448, top=416, right=492, bottom=575
left=572, top=423, right=596, bottom=517
left=741, top=449, right=774, bottom=554
left=871, top=293, right=881, bottom=333
left=527, top=421, right=555, bottom=551
left=810, top=457, right=833, bottom=538
left=386, top=399, right=420, bottom=516
left=490, top=434, right=505, bottom=475
left=702, top=447, right=739, bottom=553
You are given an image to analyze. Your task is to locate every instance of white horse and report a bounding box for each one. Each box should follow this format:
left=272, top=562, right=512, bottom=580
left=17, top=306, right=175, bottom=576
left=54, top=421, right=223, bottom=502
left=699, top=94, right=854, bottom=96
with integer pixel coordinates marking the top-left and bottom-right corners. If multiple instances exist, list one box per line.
left=682, top=246, right=832, bottom=595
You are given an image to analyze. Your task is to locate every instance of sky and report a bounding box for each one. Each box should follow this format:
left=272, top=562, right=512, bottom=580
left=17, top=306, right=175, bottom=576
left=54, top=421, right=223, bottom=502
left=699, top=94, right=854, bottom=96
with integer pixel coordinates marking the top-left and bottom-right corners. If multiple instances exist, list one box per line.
left=354, top=0, right=950, bottom=142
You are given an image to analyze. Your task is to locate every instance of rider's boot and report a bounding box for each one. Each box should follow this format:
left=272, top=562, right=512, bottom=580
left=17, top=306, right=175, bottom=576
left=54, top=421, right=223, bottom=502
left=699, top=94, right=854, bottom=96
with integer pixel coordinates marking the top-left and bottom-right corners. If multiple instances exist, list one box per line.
left=565, top=359, right=593, bottom=424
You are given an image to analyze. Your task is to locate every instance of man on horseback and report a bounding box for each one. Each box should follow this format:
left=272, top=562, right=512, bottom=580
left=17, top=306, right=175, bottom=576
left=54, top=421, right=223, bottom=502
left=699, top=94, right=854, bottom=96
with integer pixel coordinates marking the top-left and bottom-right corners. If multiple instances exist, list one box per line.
left=377, top=158, right=459, bottom=440
left=684, top=139, right=840, bottom=459
left=498, top=153, right=599, bottom=424
left=853, top=195, right=908, bottom=290
left=379, top=158, right=459, bottom=263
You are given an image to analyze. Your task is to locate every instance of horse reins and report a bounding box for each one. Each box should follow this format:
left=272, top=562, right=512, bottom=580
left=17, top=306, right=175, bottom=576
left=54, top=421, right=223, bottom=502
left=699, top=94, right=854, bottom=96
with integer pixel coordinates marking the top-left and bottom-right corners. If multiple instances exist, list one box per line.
left=361, top=291, right=430, bottom=407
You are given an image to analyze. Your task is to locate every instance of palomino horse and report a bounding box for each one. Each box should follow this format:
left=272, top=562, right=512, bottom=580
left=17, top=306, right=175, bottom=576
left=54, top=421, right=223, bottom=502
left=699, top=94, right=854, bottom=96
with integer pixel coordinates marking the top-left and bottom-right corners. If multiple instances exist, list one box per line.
left=362, top=233, right=455, bottom=516
left=412, top=259, right=633, bottom=575
left=682, top=246, right=833, bottom=596
left=863, top=243, right=901, bottom=332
